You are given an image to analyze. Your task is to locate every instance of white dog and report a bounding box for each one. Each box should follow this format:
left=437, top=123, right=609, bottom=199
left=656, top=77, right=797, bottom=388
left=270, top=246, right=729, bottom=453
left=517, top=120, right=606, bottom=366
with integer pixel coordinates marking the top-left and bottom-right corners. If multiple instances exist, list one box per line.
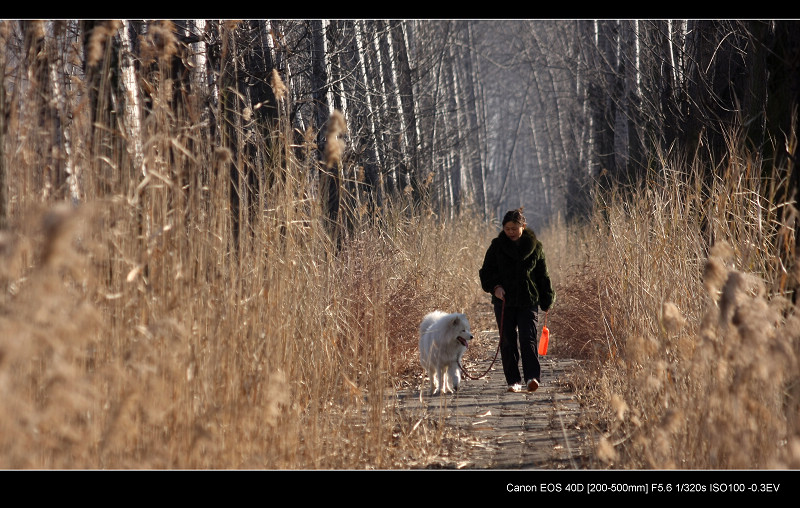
left=418, top=311, right=473, bottom=395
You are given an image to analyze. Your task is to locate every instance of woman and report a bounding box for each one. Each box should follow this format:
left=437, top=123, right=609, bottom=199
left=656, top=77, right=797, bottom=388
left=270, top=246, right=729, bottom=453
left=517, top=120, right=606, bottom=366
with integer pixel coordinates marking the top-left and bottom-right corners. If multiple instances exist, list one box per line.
left=479, top=208, right=555, bottom=393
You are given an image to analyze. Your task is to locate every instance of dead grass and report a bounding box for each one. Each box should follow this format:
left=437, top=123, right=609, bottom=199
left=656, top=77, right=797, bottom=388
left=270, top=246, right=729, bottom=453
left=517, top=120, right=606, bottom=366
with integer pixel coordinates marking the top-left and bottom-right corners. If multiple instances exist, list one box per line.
left=564, top=136, right=800, bottom=469
left=0, top=151, right=493, bottom=470
left=3, top=20, right=799, bottom=470
left=0, top=21, right=496, bottom=468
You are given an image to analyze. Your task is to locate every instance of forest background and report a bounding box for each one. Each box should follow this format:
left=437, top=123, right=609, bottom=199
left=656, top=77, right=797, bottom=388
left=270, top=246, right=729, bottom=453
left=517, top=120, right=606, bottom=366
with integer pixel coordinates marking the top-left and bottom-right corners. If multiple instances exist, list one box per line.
left=0, top=19, right=799, bottom=469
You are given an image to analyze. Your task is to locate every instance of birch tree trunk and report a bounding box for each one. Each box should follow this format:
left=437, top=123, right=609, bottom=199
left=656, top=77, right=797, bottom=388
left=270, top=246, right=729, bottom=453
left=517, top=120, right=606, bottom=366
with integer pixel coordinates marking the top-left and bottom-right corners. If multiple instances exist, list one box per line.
left=365, top=20, right=396, bottom=194
left=119, top=20, right=144, bottom=183
left=311, top=20, right=341, bottom=238
left=445, top=43, right=464, bottom=217
left=390, top=21, right=422, bottom=199
left=462, top=21, right=488, bottom=218
left=0, top=22, right=6, bottom=228
left=354, top=20, right=384, bottom=205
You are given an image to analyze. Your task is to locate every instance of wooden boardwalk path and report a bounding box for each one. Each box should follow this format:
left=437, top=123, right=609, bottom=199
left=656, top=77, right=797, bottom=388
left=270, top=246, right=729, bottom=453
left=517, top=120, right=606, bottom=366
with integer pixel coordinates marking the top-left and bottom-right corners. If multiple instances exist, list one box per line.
left=394, top=333, right=593, bottom=469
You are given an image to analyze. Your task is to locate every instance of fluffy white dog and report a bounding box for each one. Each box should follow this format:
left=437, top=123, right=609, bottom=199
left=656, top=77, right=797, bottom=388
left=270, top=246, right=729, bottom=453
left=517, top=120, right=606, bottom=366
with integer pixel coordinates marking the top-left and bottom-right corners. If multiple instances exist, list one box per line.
left=418, top=311, right=473, bottom=395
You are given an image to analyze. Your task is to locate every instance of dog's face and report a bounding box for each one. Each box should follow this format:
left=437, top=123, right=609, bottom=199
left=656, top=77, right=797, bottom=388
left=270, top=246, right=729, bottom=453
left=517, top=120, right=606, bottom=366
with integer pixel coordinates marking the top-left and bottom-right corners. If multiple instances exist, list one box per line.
left=452, top=315, right=473, bottom=348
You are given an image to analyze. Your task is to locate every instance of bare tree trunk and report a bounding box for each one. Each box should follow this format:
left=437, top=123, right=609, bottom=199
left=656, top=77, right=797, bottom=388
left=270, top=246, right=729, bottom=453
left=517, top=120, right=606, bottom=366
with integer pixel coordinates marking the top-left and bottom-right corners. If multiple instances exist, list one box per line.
left=496, top=83, right=530, bottom=211
left=21, top=21, right=69, bottom=201
left=365, top=20, right=397, bottom=195
left=426, top=21, right=453, bottom=214
left=213, top=21, right=248, bottom=250
left=354, top=20, right=384, bottom=206
left=462, top=21, right=488, bottom=218
left=119, top=20, right=144, bottom=183
left=446, top=43, right=466, bottom=216
left=311, top=20, right=341, bottom=238
left=528, top=114, right=551, bottom=215
left=390, top=20, right=422, bottom=200
left=613, top=20, right=635, bottom=181
left=0, top=22, right=6, bottom=229
left=81, top=20, right=124, bottom=197
left=373, top=20, right=408, bottom=193
left=589, top=20, right=620, bottom=187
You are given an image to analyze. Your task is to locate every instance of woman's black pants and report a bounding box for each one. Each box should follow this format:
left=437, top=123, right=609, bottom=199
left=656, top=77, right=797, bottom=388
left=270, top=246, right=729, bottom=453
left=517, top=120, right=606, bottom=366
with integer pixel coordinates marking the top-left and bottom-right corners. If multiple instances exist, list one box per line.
left=494, top=301, right=540, bottom=386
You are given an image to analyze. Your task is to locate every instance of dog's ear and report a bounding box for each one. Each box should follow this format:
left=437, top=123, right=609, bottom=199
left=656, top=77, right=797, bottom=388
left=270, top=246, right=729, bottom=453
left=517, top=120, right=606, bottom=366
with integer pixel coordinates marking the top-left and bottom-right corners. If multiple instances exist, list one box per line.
left=452, top=317, right=461, bottom=327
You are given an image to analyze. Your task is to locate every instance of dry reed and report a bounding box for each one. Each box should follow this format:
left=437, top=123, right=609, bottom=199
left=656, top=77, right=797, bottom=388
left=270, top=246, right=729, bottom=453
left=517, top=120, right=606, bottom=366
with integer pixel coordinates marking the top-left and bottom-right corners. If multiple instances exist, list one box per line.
left=0, top=23, right=494, bottom=469
left=566, top=135, right=800, bottom=469
left=7, top=20, right=798, bottom=471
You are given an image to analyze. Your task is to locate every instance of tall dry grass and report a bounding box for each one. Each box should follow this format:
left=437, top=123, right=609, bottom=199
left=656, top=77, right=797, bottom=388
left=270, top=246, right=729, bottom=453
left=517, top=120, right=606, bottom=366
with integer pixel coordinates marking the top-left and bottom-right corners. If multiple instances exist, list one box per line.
left=564, top=134, right=800, bottom=469
left=8, top=22, right=799, bottom=471
left=0, top=26, right=495, bottom=468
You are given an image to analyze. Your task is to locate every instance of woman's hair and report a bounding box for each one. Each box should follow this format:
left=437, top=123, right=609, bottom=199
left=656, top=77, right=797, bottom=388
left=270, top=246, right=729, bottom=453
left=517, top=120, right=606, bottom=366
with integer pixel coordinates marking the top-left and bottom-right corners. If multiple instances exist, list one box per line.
left=502, top=207, right=526, bottom=226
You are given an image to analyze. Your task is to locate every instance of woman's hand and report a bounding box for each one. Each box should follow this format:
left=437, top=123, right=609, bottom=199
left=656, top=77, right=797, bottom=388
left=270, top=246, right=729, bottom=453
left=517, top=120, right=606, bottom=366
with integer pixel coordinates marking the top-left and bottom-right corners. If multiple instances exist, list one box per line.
left=493, top=285, right=505, bottom=301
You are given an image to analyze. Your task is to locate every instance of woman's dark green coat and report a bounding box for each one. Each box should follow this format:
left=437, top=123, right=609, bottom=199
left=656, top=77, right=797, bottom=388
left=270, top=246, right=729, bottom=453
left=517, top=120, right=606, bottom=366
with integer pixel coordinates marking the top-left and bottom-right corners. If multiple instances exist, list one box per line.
left=479, top=228, right=555, bottom=311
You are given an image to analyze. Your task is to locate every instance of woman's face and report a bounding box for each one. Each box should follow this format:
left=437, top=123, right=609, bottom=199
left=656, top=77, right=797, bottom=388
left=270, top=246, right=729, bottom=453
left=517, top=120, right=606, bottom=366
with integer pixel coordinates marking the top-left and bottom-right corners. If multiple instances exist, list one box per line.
left=503, top=221, right=524, bottom=241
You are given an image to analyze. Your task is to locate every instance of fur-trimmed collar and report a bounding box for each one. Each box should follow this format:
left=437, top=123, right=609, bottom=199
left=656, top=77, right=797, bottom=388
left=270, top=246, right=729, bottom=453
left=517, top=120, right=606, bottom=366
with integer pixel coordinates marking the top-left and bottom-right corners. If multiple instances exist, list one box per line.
left=496, top=228, right=538, bottom=258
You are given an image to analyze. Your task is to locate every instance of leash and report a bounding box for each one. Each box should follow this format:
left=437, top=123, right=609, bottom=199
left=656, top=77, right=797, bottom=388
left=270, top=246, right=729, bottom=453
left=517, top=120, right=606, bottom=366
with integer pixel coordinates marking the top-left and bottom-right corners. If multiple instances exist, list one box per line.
left=459, top=298, right=504, bottom=380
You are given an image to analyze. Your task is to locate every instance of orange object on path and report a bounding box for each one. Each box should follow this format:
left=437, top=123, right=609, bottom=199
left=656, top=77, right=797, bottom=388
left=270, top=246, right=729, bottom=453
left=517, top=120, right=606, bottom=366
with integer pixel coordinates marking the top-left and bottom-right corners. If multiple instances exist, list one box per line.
left=538, top=313, right=550, bottom=356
